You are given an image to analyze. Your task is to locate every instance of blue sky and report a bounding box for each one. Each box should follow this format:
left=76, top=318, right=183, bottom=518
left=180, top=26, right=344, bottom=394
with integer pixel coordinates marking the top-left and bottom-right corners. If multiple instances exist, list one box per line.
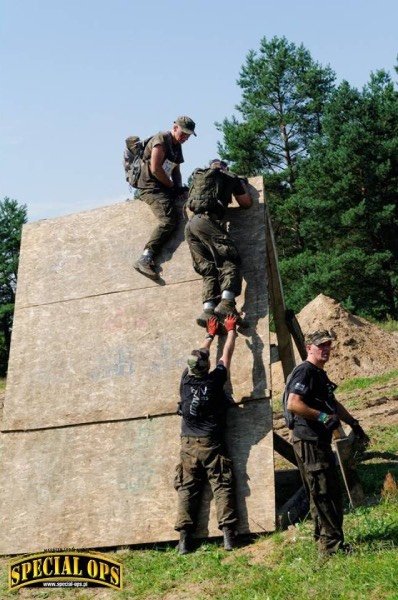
left=1, top=0, right=397, bottom=222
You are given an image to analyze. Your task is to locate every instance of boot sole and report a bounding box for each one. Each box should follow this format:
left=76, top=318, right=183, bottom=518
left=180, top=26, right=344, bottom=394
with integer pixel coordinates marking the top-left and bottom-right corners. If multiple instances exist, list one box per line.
left=133, top=263, right=159, bottom=281
left=214, top=312, right=249, bottom=329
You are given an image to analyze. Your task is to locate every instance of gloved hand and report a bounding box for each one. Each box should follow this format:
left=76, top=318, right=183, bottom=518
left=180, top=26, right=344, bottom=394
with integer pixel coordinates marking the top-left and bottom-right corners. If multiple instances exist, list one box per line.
left=351, top=420, right=370, bottom=444
left=224, top=314, right=238, bottom=332
left=325, top=414, right=341, bottom=431
left=206, top=316, right=219, bottom=337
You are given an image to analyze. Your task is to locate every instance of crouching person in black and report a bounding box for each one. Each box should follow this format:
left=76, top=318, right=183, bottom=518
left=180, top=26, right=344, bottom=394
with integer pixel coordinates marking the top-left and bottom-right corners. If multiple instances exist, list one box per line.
left=287, top=329, right=369, bottom=557
left=174, top=314, right=238, bottom=554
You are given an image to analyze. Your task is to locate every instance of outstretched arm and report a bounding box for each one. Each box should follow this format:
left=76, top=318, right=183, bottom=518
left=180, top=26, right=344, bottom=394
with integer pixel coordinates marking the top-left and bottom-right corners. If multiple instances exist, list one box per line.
left=234, top=179, right=252, bottom=209
left=201, top=316, right=219, bottom=352
left=219, top=315, right=238, bottom=370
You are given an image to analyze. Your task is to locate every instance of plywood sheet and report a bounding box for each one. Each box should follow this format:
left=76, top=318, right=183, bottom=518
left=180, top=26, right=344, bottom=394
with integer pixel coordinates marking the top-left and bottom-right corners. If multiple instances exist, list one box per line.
left=0, top=177, right=275, bottom=555
left=15, top=179, right=265, bottom=309
left=4, top=178, right=270, bottom=431
left=3, top=273, right=269, bottom=430
left=0, top=401, right=274, bottom=555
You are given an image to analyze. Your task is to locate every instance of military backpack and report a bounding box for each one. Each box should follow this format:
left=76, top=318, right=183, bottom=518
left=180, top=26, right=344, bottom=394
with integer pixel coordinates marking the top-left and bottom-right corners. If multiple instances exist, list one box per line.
left=187, top=167, right=225, bottom=216
left=123, top=135, right=151, bottom=189
left=281, top=364, right=302, bottom=429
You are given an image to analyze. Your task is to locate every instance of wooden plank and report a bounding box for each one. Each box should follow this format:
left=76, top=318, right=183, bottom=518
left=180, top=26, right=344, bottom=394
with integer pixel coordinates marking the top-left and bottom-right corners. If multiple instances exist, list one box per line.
left=285, top=309, right=307, bottom=360
left=264, top=206, right=296, bottom=379
left=334, top=432, right=366, bottom=508
left=0, top=401, right=275, bottom=555
left=273, top=432, right=298, bottom=467
left=0, top=177, right=276, bottom=555
left=4, top=178, right=270, bottom=430
left=3, top=277, right=269, bottom=430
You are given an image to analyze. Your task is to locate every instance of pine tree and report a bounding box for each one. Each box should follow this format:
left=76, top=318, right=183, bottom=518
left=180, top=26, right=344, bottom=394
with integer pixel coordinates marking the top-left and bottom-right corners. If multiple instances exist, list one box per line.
left=0, top=197, right=27, bottom=373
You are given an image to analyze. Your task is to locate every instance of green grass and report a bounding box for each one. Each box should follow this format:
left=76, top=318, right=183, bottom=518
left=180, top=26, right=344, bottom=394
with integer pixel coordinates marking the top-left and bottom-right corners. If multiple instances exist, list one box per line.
left=338, top=369, right=398, bottom=394
left=2, top=503, right=396, bottom=599
left=358, top=424, right=398, bottom=497
left=373, top=318, right=398, bottom=333
left=0, top=378, right=6, bottom=392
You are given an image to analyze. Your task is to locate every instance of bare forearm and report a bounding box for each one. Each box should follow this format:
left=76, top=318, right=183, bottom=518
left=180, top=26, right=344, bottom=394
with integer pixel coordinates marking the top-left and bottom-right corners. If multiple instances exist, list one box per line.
left=287, top=393, right=321, bottom=420
left=150, top=145, right=173, bottom=188
left=221, top=331, right=236, bottom=369
left=152, top=167, right=173, bottom=188
left=201, top=336, right=213, bottom=351
left=335, top=400, right=355, bottom=424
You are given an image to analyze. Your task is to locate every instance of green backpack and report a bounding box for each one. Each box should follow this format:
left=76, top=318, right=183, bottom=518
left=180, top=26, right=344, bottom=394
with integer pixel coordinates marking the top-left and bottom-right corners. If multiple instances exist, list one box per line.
left=123, top=135, right=151, bottom=189
left=187, top=168, right=225, bottom=216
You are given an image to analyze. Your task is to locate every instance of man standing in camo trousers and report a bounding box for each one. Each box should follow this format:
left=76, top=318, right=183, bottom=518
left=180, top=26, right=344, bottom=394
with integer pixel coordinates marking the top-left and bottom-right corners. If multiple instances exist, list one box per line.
left=174, top=314, right=239, bottom=554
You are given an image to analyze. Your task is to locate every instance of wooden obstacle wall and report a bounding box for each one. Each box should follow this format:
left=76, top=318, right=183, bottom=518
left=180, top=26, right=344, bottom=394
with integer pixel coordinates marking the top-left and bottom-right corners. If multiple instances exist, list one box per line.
left=0, top=177, right=275, bottom=554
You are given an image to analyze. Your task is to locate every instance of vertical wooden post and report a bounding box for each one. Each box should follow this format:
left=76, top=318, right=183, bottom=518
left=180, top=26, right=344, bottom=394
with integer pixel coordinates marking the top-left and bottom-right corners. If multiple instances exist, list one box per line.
left=264, top=204, right=296, bottom=379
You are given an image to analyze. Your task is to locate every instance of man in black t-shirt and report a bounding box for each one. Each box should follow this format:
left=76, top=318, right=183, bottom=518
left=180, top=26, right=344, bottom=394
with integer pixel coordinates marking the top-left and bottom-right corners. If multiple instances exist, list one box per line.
left=185, top=159, right=252, bottom=326
left=174, top=314, right=238, bottom=554
left=287, top=329, right=369, bottom=556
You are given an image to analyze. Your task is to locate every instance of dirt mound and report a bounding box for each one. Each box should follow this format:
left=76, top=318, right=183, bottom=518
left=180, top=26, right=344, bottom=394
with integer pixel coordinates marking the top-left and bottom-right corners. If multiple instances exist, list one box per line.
left=271, top=294, right=398, bottom=392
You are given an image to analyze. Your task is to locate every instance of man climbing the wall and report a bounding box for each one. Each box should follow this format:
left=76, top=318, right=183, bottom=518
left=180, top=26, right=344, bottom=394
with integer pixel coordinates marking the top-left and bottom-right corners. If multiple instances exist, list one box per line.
left=286, top=329, right=369, bottom=557
left=134, top=116, right=196, bottom=280
left=185, top=159, right=252, bottom=327
left=174, top=314, right=238, bottom=554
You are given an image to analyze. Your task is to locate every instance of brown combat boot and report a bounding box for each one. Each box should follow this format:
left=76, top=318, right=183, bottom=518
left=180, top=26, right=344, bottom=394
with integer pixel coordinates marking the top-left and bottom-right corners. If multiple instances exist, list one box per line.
left=214, top=299, right=239, bottom=318
left=196, top=308, right=215, bottom=328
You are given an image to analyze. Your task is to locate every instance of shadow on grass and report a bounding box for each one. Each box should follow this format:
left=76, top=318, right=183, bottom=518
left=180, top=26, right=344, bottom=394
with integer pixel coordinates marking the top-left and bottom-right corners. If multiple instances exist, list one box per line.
left=358, top=461, right=398, bottom=496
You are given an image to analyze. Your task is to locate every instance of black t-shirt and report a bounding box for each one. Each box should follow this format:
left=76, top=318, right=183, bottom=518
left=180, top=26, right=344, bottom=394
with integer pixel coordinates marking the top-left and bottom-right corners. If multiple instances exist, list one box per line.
left=179, top=363, right=229, bottom=437
left=286, top=361, right=338, bottom=443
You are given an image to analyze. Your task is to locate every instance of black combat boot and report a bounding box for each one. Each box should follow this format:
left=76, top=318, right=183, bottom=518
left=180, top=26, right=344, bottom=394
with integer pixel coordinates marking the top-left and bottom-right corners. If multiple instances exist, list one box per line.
left=222, top=526, right=236, bottom=551
left=133, top=255, right=158, bottom=280
left=178, top=530, right=192, bottom=555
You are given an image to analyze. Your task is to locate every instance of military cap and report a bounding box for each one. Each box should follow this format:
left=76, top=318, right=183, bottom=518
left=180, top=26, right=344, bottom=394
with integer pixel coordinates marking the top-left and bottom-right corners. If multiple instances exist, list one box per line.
left=187, top=348, right=209, bottom=377
left=175, top=116, right=197, bottom=136
left=305, top=329, right=336, bottom=346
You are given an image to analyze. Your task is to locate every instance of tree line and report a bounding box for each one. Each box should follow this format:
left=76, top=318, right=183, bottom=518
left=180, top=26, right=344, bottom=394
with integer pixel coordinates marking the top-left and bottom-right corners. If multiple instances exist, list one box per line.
left=1, top=37, right=397, bottom=373
left=217, top=36, right=398, bottom=320
left=0, top=198, right=27, bottom=375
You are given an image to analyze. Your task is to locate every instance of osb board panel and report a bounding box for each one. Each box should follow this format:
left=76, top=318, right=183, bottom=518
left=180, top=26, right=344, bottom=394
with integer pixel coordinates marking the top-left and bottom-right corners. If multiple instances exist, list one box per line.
left=0, top=402, right=275, bottom=555
left=4, top=176, right=269, bottom=431
left=15, top=178, right=265, bottom=309
left=3, top=275, right=269, bottom=431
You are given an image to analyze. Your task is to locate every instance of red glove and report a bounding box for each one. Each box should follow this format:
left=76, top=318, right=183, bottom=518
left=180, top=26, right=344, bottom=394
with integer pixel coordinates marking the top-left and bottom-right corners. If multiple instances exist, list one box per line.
left=206, top=316, right=219, bottom=337
left=224, top=314, right=238, bottom=332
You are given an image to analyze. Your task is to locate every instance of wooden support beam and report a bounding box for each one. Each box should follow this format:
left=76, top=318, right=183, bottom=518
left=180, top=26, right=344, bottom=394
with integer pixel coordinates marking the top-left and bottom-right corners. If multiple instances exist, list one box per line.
left=264, top=205, right=296, bottom=379
left=285, top=309, right=307, bottom=360
left=273, top=431, right=297, bottom=467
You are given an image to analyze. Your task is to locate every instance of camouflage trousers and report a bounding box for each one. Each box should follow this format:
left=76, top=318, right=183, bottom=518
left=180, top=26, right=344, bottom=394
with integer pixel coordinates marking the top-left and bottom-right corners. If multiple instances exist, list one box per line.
left=293, top=438, right=345, bottom=555
left=174, top=436, right=237, bottom=532
left=185, top=214, right=242, bottom=303
left=140, top=189, right=177, bottom=256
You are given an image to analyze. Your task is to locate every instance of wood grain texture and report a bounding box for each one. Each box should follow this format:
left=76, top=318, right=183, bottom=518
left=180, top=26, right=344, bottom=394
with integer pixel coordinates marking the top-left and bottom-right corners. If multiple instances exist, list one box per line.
left=0, top=403, right=274, bottom=555
left=0, top=177, right=275, bottom=554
